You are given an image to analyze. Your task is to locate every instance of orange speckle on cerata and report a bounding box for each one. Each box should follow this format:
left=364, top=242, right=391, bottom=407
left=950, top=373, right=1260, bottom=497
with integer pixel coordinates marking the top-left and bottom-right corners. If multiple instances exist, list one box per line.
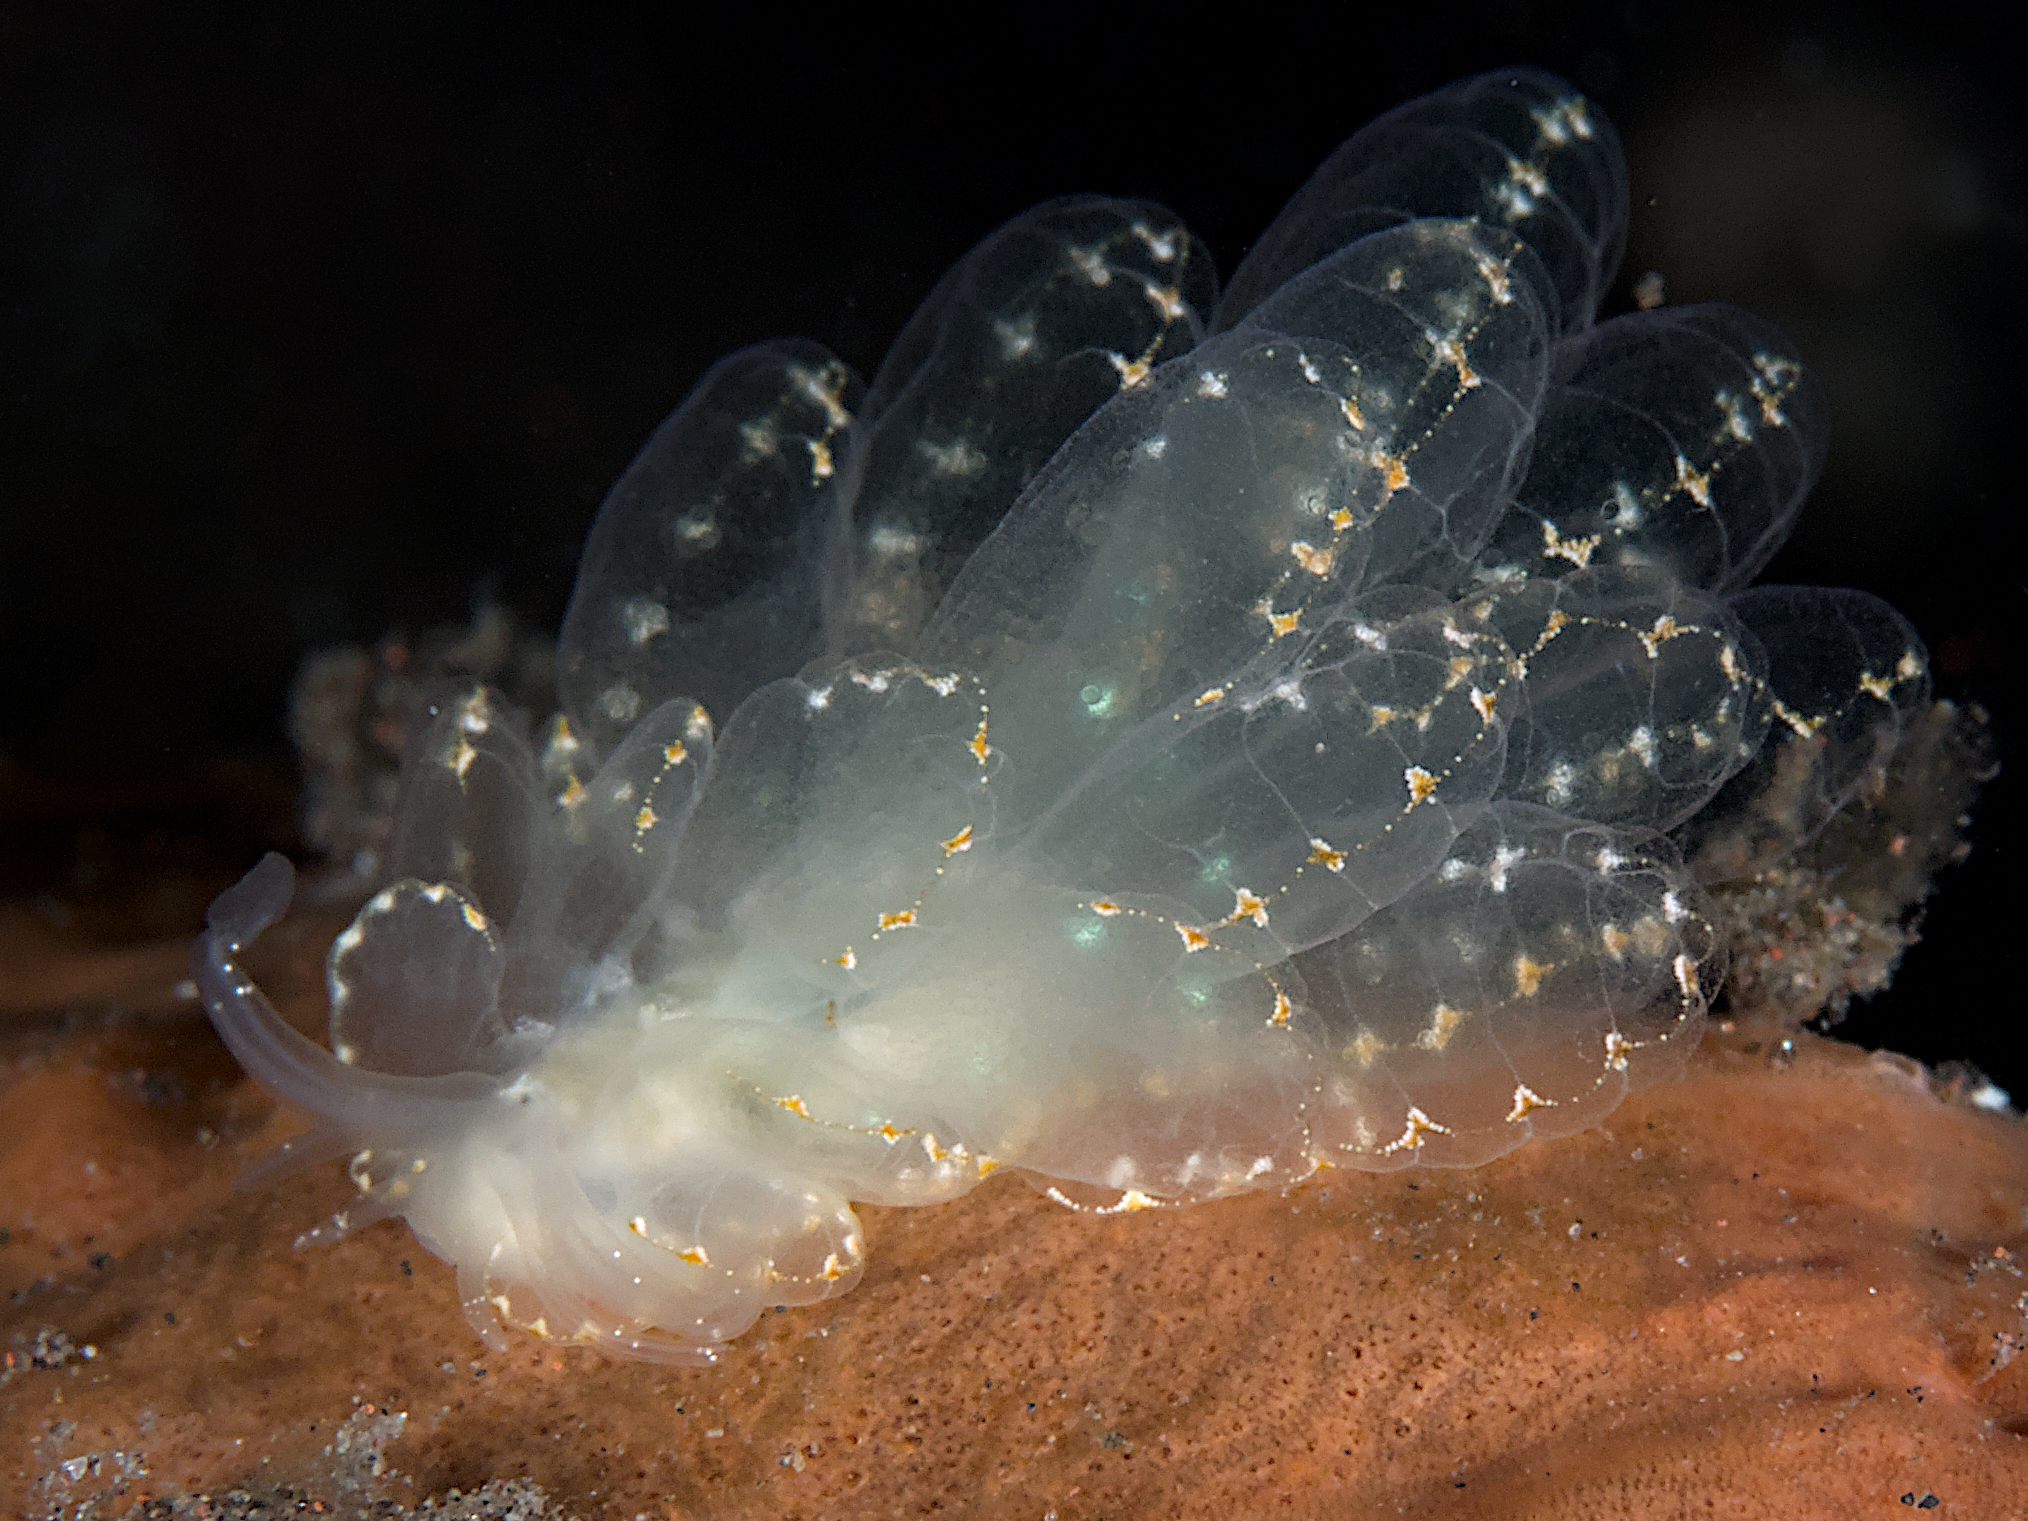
left=1405, top=766, right=1439, bottom=805
left=1512, top=954, right=1551, bottom=997
left=1375, top=451, right=1409, bottom=498
left=1268, top=988, right=1292, bottom=1027
left=1228, top=888, right=1270, bottom=928
left=1291, top=540, right=1336, bottom=576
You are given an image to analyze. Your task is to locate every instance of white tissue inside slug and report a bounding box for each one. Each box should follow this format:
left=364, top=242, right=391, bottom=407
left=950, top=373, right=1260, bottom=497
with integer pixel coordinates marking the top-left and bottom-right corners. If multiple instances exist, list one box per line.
left=198, top=67, right=1937, bottom=1366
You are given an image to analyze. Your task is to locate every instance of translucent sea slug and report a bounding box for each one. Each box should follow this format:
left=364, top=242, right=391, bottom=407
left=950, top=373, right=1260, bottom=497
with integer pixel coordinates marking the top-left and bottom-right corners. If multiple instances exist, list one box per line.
left=196, top=69, right=1931, bottom=1364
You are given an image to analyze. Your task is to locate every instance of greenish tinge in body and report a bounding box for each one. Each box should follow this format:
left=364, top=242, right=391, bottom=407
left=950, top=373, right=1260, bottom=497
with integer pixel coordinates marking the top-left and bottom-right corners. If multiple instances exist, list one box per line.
left=196, top=68, right=1944, bottom=1365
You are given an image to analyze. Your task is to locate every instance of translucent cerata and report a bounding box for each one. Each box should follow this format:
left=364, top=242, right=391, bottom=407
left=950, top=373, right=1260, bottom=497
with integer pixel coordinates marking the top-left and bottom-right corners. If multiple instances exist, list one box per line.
left=198, top=68, right=1932, bottom=1364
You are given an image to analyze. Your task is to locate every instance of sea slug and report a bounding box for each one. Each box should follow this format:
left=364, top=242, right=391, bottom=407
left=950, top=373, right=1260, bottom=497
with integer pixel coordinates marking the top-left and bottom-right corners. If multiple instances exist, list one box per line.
left=196, top=68, right=1930, bottom=1364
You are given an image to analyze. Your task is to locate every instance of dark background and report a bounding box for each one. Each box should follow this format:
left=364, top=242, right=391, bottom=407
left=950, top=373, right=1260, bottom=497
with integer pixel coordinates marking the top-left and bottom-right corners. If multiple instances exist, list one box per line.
left=2, top=6, right=2018, bottom=1086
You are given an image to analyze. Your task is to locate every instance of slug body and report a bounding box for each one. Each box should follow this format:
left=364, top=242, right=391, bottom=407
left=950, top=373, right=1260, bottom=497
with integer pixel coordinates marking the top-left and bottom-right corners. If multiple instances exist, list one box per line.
left=198, top=69, right=1931, bottom=1364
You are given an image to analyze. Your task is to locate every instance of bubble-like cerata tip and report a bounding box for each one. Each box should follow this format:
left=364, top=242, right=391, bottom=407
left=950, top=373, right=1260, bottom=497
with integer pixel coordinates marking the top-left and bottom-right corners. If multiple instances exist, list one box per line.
left=201, top=67, right=1946, bottom=1365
